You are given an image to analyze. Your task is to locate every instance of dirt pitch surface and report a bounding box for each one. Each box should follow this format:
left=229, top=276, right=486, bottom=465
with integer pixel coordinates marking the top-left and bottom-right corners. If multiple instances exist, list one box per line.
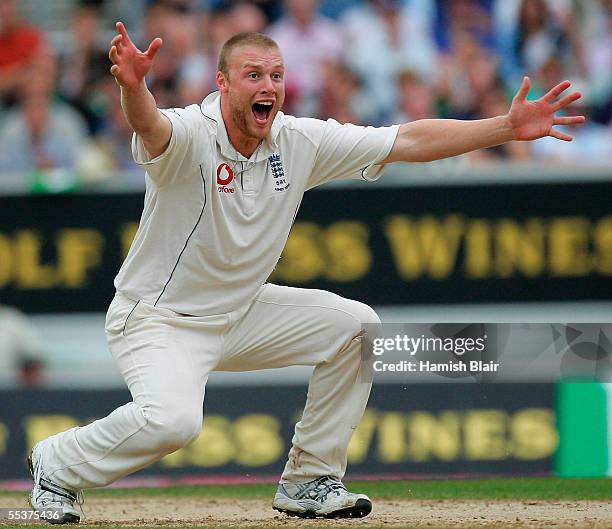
left=4, top=497, right=609, bottom=529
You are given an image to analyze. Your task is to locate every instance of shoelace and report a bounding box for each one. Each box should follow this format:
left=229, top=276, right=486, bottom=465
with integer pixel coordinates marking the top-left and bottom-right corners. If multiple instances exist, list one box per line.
left=301, top=477, right=348, bottom=503
left=75, top=491, right=86, bottom=520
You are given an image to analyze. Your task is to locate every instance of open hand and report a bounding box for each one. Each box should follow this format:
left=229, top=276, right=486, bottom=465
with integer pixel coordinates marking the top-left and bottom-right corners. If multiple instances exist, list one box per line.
left=109, top=21, right=162, bottom=89
left=507, top=77, right=586, bottom=142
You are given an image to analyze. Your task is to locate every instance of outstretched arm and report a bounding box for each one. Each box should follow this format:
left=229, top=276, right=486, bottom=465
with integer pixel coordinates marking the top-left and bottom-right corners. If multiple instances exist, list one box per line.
left=109, top=21, right=171, bottom=159
left=382, top=77, right=585, bottom=164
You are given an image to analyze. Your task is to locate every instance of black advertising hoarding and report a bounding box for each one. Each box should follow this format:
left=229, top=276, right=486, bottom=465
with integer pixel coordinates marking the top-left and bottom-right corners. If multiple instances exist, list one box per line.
left=0, top=181, right=611, bottom=313
left=0, top=383, right=555, bottom=480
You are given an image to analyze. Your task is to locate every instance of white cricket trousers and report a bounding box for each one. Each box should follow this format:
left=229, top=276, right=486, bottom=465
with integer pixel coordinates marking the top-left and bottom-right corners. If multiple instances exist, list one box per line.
left=40, top=283, right=380, bottom=490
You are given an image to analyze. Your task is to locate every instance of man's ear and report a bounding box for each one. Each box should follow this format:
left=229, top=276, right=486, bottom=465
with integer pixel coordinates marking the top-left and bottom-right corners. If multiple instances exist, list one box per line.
left=216, top=71, right=228, bottom=93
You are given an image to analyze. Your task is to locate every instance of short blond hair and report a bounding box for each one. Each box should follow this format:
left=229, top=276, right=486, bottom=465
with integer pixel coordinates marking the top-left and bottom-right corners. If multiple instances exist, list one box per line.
left=217, top=32, right=280, bottom=76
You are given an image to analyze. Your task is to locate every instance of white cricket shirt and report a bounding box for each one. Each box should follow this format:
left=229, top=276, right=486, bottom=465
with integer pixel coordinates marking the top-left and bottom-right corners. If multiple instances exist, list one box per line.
left=114, top=92, right=399, bottom=316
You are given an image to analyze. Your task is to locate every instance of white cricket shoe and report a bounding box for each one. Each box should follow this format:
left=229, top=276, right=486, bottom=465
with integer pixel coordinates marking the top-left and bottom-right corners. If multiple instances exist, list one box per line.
left=28, top=442, right=82, bottom=524
left=272, top=476, right=372, bottom=518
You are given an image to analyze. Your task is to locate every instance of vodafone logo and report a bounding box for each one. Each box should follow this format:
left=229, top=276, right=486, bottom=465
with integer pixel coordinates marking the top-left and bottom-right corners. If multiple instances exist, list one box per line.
left=217, top=163, right=234, bottom=185
left=216, top=163, right=235, bottom=193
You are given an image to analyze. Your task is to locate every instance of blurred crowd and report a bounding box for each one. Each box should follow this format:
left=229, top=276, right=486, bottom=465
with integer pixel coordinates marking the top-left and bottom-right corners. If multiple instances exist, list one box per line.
left=0, top=0, right=611, bottom=186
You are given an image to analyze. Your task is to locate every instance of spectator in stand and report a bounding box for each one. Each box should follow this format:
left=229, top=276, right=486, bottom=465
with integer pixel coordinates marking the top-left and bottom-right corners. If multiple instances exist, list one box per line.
left=437, top=29, right=480, bottom=117
left=495, top=0, right=585, bottom=86
left=59, top=0, right=111, bottom=134
left=208, top=0, right=282, bottom=23
left=0, top=0, right=49, bottom=108
left=87, top=77, right=143, bottom=178
left=313, top=60, right=376, bottom=124
left=435, top=0, right=494, bottom=52
left=0, top=59, right=89, bottom=174
left=580, top=0, right=612, bottom=124
left=268, top=0, right=343, bottom=115
left=391, top=70, right=439, bottom=124
left=532, top=56, right=566, bottom=99
left=438, top=29, right=501, bottom=119
left=0, top=303, right=46, bottom=388
left=230, top=1, right=269, bottom=31
left=177, top=10, right=218, bottom=106
left=140, top=0, right=193, bottom=108
left=205, top=7, right=238, bottom=75
left=341, top=0, right=439, bottom=122
left=462, top=51, right=502, bottom=118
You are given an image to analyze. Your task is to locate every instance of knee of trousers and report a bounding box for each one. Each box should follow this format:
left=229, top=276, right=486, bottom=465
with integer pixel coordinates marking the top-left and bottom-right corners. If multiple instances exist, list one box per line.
left=339, top=300, right=382, bottom=341
left=145, top=405, right=203, bottom=454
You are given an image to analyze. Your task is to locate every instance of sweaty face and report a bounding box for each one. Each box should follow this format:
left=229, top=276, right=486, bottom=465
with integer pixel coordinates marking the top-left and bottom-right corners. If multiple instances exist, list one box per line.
left=221, top=45, right=285, bottom=143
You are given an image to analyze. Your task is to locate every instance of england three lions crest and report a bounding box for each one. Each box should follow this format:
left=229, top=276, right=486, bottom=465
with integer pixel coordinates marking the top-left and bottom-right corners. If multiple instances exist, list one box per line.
left=269, top=153, right=289, bottom=192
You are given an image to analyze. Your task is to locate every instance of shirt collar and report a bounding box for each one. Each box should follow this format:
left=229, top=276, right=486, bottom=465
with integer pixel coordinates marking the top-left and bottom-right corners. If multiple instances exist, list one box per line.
left=199, top=91, right=283, bottom=163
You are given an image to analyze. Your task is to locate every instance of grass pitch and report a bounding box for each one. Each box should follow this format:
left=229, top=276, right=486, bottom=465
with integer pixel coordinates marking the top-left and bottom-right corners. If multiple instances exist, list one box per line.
left=93, top=476, right=612, bottom=500
left=1, top=477, right=610, bottom=529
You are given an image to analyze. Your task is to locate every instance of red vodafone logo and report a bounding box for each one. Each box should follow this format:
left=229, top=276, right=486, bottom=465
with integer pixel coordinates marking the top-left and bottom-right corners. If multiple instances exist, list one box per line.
left=217, top=163, right=234, bottom=186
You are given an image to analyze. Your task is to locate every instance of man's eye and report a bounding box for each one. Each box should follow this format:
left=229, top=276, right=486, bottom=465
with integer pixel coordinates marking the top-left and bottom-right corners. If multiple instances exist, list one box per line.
left=249, top=73, right=258, bottom=79
left=273, top=73, right=282, bottom=80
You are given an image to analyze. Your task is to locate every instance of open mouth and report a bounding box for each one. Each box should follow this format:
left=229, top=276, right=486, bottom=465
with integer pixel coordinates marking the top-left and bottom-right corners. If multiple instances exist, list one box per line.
left=252, top=101, right=273, bottom=125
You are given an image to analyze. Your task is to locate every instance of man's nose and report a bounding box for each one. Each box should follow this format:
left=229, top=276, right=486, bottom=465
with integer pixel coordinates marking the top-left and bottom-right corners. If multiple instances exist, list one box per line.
left=261, top=75, right=275, bottom=93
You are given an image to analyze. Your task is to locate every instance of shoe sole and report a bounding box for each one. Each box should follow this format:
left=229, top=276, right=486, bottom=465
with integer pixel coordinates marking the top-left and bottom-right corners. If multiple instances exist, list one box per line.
left=274, top=498, right=372, bottom=519
left=28, top=452, right=80, bottom=524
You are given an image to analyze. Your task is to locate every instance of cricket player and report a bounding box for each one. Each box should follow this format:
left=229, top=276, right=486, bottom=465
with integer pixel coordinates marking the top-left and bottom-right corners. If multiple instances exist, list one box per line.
left=29, top=22, right=584, bottom=523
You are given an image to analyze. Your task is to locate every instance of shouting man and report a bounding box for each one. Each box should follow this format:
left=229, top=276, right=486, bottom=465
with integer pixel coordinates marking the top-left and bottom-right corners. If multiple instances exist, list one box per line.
left=29, top=22, right=584, bottom=523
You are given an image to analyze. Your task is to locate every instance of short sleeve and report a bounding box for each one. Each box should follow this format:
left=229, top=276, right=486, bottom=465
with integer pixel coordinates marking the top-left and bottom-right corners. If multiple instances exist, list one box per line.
left=131, top=105, right=201, bottom=187
left=307, top=119, right=399, bottom=189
